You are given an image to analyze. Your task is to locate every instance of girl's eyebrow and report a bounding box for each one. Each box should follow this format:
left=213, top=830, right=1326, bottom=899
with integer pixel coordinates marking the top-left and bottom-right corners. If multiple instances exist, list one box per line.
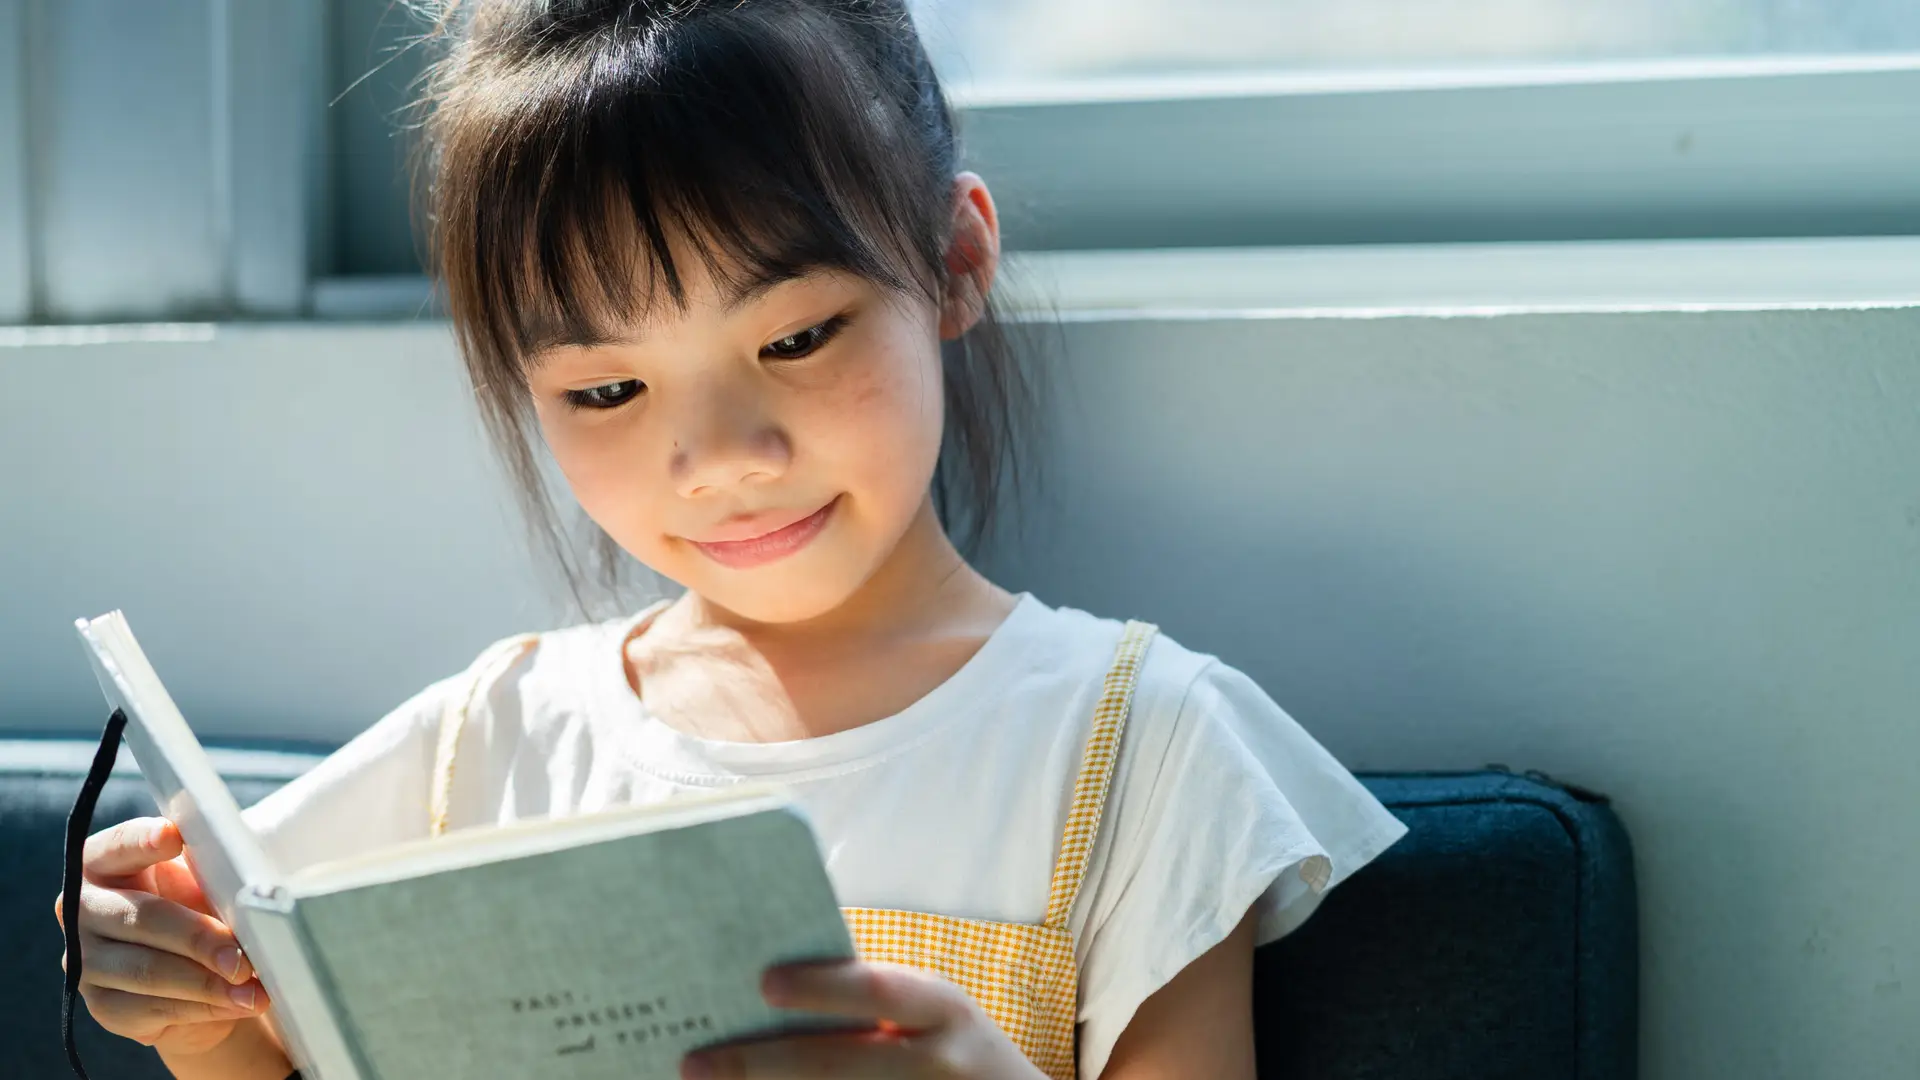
left=529, top=266, right=824, bottom=354
left=721, top=266, right=822, bottom=316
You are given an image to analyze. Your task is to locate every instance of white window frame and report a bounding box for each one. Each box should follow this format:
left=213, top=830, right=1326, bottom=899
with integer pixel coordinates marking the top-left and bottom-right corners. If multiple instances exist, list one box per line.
left=0, top=0, right=30, bottom=323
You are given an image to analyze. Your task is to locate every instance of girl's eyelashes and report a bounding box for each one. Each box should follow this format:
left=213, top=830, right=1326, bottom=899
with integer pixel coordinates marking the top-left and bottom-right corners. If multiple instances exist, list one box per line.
left=562, top=379, right=645, bottom=411
left=556, top=312, right=849, bottom=410
left=762, top=313, right=851, bottom=362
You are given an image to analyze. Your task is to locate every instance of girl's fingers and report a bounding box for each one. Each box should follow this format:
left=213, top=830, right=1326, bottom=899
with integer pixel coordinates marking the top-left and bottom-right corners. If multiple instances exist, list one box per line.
left=76, top=932, right=268, bottom=1014
left=81, top=818, right=182, bottom=883
left=148, top=853, right=218, bottom=918
left=683, top=1030, right=923, bottom=1080
left=73, top=883, right=253, bottom=985
left=79, top=984, right=258, bottom=1043
left=760, top=960, right=962, bottom=1031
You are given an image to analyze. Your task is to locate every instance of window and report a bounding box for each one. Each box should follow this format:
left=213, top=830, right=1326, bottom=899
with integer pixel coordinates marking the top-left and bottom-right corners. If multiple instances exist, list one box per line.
left=878, top=2, right=1920, bottom=253
left=909, top=0, right=1920, bottom=87
left=4, top=1, right=1919, bottom=324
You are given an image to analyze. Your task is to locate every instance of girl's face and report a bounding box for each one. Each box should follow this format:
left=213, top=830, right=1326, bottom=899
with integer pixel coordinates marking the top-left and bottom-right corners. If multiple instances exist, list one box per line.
left=525, top=251, right=950, bottom=625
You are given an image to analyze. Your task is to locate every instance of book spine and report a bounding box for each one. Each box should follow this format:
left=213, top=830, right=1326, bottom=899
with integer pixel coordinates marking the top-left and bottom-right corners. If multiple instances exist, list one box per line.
left=233, top=885, right=370, bottom=1080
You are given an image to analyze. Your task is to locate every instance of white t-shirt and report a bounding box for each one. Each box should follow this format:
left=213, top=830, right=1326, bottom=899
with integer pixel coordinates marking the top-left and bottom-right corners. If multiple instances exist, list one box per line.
left=241, top=593, right=1407, bottom=1079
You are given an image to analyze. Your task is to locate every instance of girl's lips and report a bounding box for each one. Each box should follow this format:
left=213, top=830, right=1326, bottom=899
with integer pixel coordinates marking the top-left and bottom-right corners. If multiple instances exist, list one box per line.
left=689, top=497, right=839, bottom=569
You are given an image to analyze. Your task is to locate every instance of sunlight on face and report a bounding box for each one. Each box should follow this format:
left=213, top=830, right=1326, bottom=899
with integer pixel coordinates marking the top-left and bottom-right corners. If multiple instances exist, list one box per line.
left=524, top=259, right=947, bottom=624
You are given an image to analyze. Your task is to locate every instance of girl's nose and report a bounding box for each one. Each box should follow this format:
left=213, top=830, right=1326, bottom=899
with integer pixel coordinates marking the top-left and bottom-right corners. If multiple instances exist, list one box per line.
left=669, top=383, right=791, bottom=498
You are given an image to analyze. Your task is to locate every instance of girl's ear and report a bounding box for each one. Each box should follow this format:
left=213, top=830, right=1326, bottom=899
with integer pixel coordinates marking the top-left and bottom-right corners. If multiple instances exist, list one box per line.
left=939, top=172, right=1001, bottom=340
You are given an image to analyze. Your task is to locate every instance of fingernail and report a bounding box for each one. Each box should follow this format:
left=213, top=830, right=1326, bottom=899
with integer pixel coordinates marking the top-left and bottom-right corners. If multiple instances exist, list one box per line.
left=761, top=967, right=792, bottom=1000
left=215, top=947, right=243, bottom=981
left=228, top=984, right=256, bottom=1010
left=147, top=821, right=170, bottom=849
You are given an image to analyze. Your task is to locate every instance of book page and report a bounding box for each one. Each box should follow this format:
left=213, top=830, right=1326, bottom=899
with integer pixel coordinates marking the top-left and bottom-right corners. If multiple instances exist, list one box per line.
left=291, top=785, right=790, bottom=897
left=295, top=805, right=857, bottom=1079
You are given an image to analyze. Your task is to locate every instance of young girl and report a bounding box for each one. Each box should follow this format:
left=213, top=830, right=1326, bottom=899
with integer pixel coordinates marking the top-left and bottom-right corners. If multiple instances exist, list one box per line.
left=58, top=2, right=1406, bottom=1077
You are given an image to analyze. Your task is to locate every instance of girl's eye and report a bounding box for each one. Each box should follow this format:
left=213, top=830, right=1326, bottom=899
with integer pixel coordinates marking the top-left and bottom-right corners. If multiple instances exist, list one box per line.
left=563, top=379, right=645, bottom=410
left=762, top=314, right=849, bottom=361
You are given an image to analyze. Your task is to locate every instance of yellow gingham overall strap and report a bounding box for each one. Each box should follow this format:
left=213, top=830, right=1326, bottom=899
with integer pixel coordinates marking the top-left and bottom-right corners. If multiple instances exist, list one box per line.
left=428, top=633, right=540, bottom=839
left=1042, top=620, right=1158, bottom=930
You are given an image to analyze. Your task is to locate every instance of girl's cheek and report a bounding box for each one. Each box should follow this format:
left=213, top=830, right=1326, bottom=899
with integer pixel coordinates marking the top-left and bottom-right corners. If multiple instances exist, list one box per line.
left=536, top=418, right=603, bottom=491
left=837, top=318, right=945, bottom=430
left=540, top=415, right=659, bottom=536
left=805, top=355, right=942, bottom=486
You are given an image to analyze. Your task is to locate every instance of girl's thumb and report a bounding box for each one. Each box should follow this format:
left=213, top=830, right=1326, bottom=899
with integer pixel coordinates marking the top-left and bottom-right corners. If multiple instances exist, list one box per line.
left=81, top=816, right=182, bottom=880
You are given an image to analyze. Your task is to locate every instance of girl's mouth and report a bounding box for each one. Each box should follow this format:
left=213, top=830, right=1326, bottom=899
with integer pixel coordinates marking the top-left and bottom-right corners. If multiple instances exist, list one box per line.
left=689, top=496, right=840, bottom=569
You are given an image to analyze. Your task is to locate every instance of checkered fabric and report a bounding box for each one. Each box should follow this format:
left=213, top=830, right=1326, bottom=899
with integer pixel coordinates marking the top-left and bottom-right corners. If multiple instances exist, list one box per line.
left=845, top=620, right=1157, bottom=1079
left=429, top=620, right=1160, bottom=1080
left=839, top=908, right=1079, bottom=1076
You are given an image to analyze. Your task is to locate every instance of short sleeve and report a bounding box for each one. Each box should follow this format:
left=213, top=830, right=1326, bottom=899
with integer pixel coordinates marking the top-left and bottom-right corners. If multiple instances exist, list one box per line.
left=1073, top=659, right=1407, bottom=1078
left=239, top=676, right=457, bottom=877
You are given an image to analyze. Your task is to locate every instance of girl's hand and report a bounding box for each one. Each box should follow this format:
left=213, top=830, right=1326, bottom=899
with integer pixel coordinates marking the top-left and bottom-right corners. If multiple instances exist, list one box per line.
left=52, top=817, right=273, bottom=1059
left=682, top=961, right=1047, bottom=1080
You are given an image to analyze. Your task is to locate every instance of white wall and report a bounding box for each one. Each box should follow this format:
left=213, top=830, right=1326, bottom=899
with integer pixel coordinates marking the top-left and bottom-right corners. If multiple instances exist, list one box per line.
left=0, top=323, right=561, bottom=733
left=4, top=256, right=1919, bottom=1078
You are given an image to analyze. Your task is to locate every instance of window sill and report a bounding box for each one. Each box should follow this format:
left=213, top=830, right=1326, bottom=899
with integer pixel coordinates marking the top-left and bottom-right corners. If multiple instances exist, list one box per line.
left=293, top=235, right=1920, bottom=329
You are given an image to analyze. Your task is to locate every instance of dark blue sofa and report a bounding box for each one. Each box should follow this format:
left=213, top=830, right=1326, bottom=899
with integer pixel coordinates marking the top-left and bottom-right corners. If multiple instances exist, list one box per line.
left=1, top=737, right=1637, bottom=1079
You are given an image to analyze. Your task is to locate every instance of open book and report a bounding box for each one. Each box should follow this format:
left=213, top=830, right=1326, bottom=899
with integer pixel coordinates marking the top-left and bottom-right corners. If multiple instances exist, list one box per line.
left=75, top=611, right=857, bottom=1080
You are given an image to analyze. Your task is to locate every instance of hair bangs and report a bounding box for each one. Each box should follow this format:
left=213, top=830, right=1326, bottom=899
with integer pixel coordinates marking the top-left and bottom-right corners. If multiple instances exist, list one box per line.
left=430, top=2, right=947, bottom=379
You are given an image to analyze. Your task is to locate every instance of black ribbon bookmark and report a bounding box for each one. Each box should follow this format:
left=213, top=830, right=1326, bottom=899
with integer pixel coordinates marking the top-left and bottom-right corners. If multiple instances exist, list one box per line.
left=61, top=707, right=126, bottom=1080
left=60, top=710, right=303, bottom=1080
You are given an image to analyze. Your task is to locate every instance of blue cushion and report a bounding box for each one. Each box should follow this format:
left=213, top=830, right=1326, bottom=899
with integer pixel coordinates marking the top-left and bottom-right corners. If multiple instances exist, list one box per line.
left=1255, top=771, right=1637, bottom=1080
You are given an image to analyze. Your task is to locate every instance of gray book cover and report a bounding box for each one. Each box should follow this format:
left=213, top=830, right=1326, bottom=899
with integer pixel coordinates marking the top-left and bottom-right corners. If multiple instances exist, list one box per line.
left=288, top=805, right=856, bottom=1079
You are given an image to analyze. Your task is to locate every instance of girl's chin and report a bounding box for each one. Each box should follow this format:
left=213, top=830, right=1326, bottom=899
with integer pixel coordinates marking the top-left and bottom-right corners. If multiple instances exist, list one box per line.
left=683, top=560, right=874, bottom=626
